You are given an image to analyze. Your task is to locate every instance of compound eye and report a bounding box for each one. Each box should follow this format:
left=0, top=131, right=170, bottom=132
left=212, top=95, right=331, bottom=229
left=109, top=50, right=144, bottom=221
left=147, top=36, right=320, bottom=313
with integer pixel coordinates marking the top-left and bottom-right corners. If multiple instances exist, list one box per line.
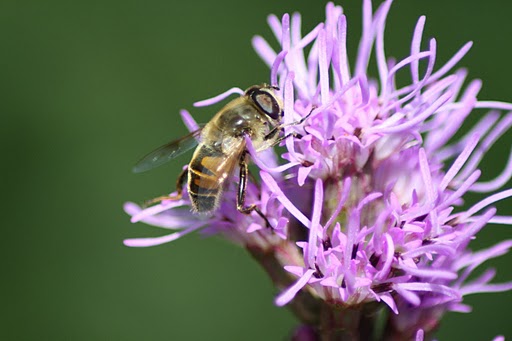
left=251, top=90, right=281, bottom=120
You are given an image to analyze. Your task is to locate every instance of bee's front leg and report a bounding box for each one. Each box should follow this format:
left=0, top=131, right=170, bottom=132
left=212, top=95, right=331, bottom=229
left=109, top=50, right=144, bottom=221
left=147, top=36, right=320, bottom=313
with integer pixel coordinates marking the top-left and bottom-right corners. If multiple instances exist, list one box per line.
left=264, top=105, right=317, bottom=145
left=237, top=151, right=272, bottom=228
left=143, top=167, right=188, bottom=207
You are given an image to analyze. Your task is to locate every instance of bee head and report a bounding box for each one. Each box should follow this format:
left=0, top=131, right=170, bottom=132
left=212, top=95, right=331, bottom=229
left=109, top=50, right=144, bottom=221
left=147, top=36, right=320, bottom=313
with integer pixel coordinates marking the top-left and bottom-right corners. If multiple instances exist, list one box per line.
left=245, top=84, right=283, bottom=121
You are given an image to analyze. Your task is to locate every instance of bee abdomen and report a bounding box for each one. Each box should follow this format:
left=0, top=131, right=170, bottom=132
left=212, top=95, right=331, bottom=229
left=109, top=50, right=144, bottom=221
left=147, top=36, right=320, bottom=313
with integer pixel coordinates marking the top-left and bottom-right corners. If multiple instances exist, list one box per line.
left=187, top=145, right=225, bottom=212
left=188, top=192, right=218, bottom=213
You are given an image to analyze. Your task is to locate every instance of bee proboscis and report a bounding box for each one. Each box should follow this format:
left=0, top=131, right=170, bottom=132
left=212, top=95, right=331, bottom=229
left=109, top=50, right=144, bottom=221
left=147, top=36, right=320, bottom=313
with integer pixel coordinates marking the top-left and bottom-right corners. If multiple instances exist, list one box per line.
left=133, top=84, right=311, bottom=226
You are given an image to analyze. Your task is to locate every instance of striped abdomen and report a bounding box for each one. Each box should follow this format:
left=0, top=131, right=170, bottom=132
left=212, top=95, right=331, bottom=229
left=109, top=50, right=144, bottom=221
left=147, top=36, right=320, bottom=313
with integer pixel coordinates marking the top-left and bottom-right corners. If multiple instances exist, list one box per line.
left=187, top=143, right=233, bottom=213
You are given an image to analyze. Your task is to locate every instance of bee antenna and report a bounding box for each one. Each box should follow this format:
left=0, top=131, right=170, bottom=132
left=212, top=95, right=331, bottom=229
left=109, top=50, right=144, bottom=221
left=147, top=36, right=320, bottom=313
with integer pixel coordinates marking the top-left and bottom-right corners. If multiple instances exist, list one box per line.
left=270, top=85, right=280, bottom=91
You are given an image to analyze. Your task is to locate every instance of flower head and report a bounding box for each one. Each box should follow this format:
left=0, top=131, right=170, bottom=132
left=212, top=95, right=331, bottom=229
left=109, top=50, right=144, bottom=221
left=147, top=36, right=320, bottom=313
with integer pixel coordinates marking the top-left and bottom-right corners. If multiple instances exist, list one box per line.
left=126, top=1, right=512, bottom=339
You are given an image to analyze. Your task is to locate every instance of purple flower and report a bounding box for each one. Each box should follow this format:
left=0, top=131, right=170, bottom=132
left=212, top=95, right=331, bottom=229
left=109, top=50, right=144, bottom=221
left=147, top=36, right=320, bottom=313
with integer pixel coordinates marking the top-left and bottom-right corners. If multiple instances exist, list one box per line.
left=125, top=1, right=512, bottom=339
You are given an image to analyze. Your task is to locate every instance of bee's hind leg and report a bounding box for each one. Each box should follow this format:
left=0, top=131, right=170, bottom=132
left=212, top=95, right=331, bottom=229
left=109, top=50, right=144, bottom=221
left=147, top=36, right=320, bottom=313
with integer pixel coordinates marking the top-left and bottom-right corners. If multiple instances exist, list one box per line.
left=143, top=167, right=188, bottom=207
left=237, top=152, right=272, bottom=228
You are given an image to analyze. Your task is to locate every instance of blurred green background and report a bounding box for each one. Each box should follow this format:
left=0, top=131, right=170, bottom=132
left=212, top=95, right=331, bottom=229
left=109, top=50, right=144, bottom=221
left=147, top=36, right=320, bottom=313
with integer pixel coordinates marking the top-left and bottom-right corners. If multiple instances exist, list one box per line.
left=2, top=0, right=511, bottom=339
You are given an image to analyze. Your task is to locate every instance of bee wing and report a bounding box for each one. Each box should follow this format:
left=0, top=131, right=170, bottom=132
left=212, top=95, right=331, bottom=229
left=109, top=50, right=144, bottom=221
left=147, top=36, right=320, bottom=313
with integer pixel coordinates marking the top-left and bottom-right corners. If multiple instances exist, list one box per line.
left=195, top=137, right=246, bottom=193
left=133, top=128, right=203, bottom=173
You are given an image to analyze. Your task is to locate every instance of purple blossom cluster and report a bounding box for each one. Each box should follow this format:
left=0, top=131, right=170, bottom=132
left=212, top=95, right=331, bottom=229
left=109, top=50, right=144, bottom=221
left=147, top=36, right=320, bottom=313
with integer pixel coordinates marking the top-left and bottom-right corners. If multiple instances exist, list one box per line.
left=126, top=1, right=512, bottom=339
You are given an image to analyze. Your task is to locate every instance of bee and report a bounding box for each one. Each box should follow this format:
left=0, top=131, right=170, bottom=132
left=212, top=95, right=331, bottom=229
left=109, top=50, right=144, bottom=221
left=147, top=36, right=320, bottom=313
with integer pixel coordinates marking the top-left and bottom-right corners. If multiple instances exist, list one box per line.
left=133, top=84, right=311, bottom=225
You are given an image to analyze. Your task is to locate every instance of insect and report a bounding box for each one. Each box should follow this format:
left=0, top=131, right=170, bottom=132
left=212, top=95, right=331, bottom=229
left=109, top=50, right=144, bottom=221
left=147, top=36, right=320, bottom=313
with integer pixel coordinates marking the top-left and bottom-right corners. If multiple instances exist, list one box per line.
left=133, top=84, right=311, bottom=225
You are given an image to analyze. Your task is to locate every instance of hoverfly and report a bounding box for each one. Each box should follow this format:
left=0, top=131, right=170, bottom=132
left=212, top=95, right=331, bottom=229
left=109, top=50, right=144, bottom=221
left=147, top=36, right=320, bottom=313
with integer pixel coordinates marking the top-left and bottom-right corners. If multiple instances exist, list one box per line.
left=133, top=84, right=311, bottom=226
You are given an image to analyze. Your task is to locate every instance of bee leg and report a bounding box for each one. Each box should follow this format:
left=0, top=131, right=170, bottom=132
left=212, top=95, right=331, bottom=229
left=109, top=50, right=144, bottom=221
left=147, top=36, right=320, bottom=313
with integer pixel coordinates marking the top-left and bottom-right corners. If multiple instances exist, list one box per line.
left=237, top=152, right=272, bottom=228
left=267, top=128, right=309, bottom=148
left=289, top=105, right=317, bottom=126
left=143, top=168, right=188, bottom=207
left=268, top=131, right=299, bottom=147
left=263, top=125, right=281, bottom=142
left=264, top=105, right=317, bottom=142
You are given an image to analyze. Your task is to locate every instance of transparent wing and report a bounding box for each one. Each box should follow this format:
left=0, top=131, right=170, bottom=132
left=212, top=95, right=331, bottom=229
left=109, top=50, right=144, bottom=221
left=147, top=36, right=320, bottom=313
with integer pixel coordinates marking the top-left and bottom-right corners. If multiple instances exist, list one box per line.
left=194, top=137, right=246, bottom=193
left=133, top=128, right=202, bottom=173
